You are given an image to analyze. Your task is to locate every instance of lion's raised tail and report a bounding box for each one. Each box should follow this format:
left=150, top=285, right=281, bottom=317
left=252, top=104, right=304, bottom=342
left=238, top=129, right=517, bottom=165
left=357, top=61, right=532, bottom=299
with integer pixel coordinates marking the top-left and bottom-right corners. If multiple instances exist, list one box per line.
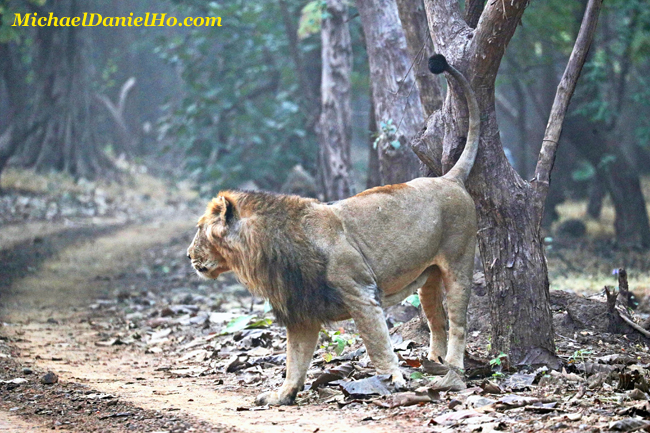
left=428, top=54, right=480, bottom=184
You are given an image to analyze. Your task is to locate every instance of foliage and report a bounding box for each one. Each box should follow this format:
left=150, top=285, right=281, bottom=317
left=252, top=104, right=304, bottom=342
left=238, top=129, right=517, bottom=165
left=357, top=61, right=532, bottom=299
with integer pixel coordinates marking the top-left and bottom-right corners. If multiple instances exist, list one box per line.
left=320, top=329, right=356, bottom=362
left=297, top=0, right=326, bottom=40
left=157, top=0, right=320, bottom=194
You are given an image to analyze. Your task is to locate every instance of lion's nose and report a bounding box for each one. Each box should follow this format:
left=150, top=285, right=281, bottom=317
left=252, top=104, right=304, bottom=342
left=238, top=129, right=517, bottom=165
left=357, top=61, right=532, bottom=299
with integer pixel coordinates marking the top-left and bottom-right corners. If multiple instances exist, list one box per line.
left=196, top=265, right=208, bottom=273
left=187, top=253, right=191, bottom=260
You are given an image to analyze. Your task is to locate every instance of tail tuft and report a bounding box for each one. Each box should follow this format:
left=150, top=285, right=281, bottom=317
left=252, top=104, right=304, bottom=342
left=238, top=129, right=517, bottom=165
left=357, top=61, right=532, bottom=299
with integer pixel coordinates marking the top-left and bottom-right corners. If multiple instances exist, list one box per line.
left=428, top=54, right=449, bottom=75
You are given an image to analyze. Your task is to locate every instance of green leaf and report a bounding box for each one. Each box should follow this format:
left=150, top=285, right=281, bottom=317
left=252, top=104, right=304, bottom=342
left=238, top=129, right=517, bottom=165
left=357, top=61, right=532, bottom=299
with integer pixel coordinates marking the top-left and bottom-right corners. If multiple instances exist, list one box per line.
left=403, top=294, right=421, bottom=308
left=323, top=352, right=333, bottom=363
left=410, top=372, right=425, bottom=380
left=247, top=318, right=273, bottom=328
left=297, top=1, right=324, bottom=40
left=220, top=314, right=255, bottom=335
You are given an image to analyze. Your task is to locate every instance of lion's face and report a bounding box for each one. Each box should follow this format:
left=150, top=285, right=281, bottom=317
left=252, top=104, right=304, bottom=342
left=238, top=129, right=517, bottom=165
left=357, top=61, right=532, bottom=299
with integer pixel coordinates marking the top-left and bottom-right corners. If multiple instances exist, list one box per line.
left=187, top=225, right=230, bottom=279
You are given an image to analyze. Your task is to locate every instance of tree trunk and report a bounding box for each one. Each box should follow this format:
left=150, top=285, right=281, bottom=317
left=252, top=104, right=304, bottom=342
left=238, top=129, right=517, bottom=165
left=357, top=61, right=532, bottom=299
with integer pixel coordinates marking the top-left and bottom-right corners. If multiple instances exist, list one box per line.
left=366, top=94, right=382, bottom=189
left=563, top=116, right=650, bottom=249
left=356, top=0, right=425, bottom=185
left=395, top=0, right=443, bottom=116
left=416, top=0, right=601, bottom=367
left=587, top=175, right=605, bottom=219
left=317, top=0, right=354, bottom=201
left=15, top=0, right=112, bottom=180
left=0, top=42, right=26, bottom=187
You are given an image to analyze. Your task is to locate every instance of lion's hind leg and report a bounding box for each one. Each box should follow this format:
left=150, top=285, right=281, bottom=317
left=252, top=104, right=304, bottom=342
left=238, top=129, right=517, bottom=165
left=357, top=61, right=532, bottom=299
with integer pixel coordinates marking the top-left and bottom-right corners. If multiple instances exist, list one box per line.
left=342, top=286, right=405, bottom=388
left=440, top=245, right=474, bottom=370
left=418, top=266, right=448, bottom=362
left=255, top=321, right=320, bottom=406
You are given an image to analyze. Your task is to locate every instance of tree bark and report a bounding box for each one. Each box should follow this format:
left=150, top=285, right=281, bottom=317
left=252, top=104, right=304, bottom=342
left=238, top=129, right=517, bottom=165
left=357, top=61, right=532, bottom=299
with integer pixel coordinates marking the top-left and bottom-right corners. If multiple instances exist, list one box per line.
left=395, top=0, right=443, bottom=116
left=357, top=0, right=425, bottom=185
left=563, top=116, right=650, bottom=249
left=416, top=0, right=602, bottom=366
left=317, top=0, right=355, bottom=201
left=366, top=94, right=382, bottom=189
left=15, top=0, right=112, bottom=180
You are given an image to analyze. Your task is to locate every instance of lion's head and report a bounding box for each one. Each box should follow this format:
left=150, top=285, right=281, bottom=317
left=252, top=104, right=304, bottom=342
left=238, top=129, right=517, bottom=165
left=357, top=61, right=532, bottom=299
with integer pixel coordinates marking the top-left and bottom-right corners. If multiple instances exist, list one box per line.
left=187, top=195, right=234, bottom=279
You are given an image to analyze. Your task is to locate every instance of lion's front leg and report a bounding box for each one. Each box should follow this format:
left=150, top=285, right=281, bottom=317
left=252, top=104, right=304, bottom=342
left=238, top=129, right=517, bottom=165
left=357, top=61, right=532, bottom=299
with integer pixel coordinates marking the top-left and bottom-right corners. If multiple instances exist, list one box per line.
left=255, top=321, right=320, bottom=406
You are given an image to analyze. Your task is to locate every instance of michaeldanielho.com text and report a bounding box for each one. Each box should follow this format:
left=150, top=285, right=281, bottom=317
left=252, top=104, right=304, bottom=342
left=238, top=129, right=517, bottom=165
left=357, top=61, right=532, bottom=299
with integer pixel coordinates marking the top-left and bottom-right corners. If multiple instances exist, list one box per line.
left=12, top=12, right=222, bottom=27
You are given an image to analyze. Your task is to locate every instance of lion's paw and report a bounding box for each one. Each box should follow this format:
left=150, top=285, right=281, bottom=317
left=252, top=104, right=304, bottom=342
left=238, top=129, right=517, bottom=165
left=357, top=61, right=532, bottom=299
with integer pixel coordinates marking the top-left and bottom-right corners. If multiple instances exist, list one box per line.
left=255, top=391, right=295, bottom=406
left=391, top=371, right=407, bottom=391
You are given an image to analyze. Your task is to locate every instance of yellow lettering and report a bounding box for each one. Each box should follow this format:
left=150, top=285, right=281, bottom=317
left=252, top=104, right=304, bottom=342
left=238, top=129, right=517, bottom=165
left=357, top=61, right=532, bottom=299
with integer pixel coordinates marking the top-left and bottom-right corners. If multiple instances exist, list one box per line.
left=194, top=17, right=204, bottom=26
left=205, top=17, right=221, bottom=27
left=184, top=17, right=192, bottom=26
left=102, top=16, right=114, bottom=26
left=30, top=13, right=38, bottom=26
left=166, top=17, right=177, bottom=26
left=134, top=17, right=143, bottom=26
left=47, top=12, right=59, bottom=26
left=84, top=13, right=102, bottom=26
left=127, top=13, right=134, bottom=27
left=60, top=17, right=71, bottom=27
left=12, top=13, right=30, bottom=26
left=146, top=13, right=165, bottom=26
left=38, top=16, right=47, bottom=26
left=116, top=17, right=127, bottom=26
left=71, top=17, right=80, bottom=26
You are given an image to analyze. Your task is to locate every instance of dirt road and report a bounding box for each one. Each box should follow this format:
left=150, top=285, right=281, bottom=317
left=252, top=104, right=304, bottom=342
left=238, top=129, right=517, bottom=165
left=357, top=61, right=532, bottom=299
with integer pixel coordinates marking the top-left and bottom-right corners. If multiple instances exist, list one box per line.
left=0, top=215, right=427, bottom=432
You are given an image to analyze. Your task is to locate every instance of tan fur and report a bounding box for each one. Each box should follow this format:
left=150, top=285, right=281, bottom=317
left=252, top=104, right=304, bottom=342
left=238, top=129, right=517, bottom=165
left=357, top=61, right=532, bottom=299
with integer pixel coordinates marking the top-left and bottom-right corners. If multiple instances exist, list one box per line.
left=188, top=179, right=477, bottom=405
left=187, top=55, right=479, bottom=406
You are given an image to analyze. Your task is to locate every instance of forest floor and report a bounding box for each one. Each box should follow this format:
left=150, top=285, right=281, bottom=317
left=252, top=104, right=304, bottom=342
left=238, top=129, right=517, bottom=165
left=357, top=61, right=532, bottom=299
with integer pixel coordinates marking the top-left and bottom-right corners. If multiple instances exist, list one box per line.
left=2, top=169, right=650, bottom=432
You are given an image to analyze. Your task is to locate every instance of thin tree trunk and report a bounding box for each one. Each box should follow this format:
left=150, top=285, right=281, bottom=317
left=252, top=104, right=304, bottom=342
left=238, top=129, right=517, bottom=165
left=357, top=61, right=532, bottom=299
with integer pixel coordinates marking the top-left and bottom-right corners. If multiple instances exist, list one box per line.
left=395, top=0, right=443, bottom=116
left=317, top=0, right=354, bottom=201
left=357, top=0, right=425, bottom=185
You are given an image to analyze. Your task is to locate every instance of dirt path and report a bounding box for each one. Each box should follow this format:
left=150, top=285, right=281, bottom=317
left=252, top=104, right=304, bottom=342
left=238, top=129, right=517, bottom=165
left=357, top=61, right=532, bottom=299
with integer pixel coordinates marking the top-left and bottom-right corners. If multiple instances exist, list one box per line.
left=0, top=216, right=425, bottom=433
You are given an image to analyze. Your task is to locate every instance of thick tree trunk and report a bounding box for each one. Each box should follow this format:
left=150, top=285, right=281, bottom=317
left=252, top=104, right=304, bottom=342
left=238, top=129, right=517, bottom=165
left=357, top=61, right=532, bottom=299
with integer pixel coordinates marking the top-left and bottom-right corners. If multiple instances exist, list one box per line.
left=395, top=0, right=443, bottom=116
left=15, top=0, right=112, bottom=180
left=317, top=0, right=354, bottom=201
left=357, top=0, right=425, bottom=185
left=417, top=0, right=601, bottom=367
left=366, top=94, right=381, bottom=189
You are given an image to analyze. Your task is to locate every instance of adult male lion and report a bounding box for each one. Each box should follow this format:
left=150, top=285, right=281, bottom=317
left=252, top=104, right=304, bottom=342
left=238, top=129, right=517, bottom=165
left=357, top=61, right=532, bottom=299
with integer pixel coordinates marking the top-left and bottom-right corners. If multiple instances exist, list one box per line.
left=187, top=54, right=479, bottom=406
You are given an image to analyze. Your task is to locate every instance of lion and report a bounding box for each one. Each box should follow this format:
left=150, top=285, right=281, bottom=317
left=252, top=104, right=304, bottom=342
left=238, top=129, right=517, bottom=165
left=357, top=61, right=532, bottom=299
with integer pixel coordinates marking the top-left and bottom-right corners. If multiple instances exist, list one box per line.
left=187, top=54, right=479, bottom=406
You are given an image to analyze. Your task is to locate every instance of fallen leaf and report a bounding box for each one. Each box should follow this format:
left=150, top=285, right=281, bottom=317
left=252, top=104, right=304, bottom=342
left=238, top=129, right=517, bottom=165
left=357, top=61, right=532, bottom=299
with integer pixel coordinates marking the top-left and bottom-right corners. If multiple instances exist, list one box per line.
left=311, top=363, right=354, bottom=389
left=609, top=418, right=650, bottom=432
left=337, top=374, right=392, bottom=397
left=429, top=369, right=466, bottom=391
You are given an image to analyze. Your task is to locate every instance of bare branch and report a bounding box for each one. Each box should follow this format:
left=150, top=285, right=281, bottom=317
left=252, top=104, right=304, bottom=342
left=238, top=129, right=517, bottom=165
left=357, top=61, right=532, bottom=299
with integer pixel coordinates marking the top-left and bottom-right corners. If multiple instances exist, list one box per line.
left=117, top=77, right=136, bottom=117
left=469, top=0, right=528, bottom=85
left=532, top=0, right=603, bottom=223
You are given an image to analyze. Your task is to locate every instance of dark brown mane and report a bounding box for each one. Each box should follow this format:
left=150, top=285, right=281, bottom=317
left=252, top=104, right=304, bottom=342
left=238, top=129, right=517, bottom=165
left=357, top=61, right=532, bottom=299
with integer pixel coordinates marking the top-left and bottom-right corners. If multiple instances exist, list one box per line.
left=216, top=191, right=345, bottom=327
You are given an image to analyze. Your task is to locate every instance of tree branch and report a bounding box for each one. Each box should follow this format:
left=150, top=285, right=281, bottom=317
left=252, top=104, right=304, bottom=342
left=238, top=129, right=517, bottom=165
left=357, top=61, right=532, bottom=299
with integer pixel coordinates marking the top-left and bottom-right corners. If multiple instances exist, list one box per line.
left=470, top=0, right=528, bottom=85
left=423, top=0, right=471, bottom=63
left=532, top=0, right=603, bottom=224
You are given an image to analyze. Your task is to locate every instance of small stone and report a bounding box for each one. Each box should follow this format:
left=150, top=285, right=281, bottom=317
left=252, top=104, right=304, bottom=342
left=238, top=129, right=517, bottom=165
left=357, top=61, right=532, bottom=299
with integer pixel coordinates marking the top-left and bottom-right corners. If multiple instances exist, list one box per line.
left=22, top=367, right=33, bottom=375
left=41, top=371, right=58, bottom=385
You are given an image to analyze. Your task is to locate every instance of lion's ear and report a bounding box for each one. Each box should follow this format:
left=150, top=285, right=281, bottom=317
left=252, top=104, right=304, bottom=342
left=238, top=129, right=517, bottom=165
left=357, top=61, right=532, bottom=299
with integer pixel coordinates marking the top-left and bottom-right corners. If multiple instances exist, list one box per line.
left=212, top=195, right=238, bottom=228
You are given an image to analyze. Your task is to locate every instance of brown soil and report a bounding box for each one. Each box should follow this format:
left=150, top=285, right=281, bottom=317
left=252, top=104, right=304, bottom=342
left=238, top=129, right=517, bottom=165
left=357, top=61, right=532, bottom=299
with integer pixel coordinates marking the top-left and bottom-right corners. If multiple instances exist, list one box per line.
left=0, top=214, right=422, bottom=433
